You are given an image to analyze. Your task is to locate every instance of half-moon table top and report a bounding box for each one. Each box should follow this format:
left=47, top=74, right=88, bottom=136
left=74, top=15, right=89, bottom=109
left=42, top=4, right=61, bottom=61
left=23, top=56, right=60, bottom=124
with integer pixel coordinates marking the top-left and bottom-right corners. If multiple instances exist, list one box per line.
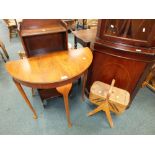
left=5, top=47, right=93, bottom=85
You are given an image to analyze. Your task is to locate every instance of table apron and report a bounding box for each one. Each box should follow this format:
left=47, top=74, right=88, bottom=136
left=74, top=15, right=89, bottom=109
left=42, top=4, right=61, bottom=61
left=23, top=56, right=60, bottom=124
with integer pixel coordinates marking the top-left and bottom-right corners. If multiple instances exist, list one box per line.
left=12, top=70, right=87, bottom=89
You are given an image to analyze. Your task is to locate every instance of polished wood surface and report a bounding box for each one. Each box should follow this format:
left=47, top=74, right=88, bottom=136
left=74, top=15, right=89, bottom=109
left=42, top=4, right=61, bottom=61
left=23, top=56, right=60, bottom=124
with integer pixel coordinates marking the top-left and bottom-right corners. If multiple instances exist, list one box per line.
left=72, top=28, right=97, bottom=48
left=6, top=48, right=92, bottom=85
left=86, top=20, right=155, bottom=106
left=6, top=47, right=93, bottom=127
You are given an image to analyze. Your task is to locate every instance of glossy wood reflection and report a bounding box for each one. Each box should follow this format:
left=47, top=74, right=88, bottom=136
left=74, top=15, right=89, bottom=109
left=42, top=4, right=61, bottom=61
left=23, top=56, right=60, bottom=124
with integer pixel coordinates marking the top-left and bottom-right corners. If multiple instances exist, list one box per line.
left=6, top=48, right=93, bottom=86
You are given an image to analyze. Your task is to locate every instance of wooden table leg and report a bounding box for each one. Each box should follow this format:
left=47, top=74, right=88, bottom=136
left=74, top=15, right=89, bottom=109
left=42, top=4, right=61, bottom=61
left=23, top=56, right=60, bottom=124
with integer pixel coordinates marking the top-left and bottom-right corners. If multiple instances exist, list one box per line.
left=56, top=83, right=72, bottom=128
left=13, top=79, right=38, bottom=119
left=82, top=70, right=88, bottom=101
left=74, top=36, right=77, bottom=49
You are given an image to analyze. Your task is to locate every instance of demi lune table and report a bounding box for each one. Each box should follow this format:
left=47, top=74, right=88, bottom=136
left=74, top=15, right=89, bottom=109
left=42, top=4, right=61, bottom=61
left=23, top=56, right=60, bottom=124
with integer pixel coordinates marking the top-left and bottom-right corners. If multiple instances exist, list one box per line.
left=5, top=47, right=93, bottom=127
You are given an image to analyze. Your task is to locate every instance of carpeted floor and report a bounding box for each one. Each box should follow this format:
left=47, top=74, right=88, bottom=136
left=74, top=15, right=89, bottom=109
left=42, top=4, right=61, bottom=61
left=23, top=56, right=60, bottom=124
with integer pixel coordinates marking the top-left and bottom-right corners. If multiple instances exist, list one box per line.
left=0, top=20, right=155, bottom=135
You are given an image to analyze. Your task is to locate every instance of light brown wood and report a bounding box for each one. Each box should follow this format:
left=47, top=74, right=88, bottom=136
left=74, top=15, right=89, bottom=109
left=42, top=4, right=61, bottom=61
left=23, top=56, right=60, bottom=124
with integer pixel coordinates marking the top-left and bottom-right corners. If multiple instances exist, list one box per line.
left=88, top=100, right=114, bottom=128
left=18, top=51, right=35, bottom=97
left=13, top=79, right=37, bottom=119
left=89, top=81, right=130, bottom=114
left=56, top=83, right=72, bottom=128
left=6, top=48, right=93, bottom=85
left=88, top=79, right=130, bottom=128
left=6, top=47, right=93, bottom=127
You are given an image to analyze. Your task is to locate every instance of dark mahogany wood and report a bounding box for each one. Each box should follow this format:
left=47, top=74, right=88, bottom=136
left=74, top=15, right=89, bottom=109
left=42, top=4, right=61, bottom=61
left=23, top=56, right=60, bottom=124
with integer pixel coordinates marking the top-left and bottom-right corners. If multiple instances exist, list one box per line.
left=86, top=19, right=155, bottom=107
left=72, top=28, right=97, bottom=49
left=19, top=19, right=68, bottom=101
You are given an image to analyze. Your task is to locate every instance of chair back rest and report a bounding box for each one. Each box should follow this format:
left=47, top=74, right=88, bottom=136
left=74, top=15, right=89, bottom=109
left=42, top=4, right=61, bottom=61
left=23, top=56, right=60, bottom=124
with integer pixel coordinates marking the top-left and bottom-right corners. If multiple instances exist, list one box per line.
left=107, top=79, right=115, bottom=99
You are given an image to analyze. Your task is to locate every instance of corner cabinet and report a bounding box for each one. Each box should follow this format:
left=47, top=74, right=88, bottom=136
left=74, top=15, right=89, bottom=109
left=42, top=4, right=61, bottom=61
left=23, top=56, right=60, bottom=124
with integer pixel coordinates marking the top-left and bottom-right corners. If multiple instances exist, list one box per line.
left=86, top=19, right=155, bottom=107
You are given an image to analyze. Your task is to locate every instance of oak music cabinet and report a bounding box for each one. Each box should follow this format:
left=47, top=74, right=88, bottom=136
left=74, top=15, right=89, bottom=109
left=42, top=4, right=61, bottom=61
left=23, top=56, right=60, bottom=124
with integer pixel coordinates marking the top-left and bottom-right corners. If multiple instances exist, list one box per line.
left=19, top=19, right=68, bottom=102
left=86, top=19, right=155, bottom=107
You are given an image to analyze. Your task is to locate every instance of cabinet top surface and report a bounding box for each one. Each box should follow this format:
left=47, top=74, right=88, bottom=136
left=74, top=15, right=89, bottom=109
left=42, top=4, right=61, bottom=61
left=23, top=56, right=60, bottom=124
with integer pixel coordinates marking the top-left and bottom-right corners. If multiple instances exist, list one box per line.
left=6, top=48, right=93, bottom=84
left=20, top=24, right=66, bottom=37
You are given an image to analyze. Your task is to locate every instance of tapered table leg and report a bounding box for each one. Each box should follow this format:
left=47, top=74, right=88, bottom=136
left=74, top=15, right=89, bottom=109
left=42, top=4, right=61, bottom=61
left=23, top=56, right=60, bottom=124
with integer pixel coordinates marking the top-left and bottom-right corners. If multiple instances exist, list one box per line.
left=82, top=70, right=88, bottom=101
left=56, top=83, right=72, bottom=128
left=104, top=109, right=114, bottom=128
left=13, top=79, right=38, bottom=119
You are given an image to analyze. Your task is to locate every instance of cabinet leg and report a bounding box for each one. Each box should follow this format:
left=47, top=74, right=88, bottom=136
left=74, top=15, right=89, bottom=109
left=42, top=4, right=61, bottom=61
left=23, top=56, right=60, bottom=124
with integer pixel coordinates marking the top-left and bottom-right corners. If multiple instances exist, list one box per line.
left=56, top=83, right=72, bottom=128
left=13, top=79, right=38, bottom=119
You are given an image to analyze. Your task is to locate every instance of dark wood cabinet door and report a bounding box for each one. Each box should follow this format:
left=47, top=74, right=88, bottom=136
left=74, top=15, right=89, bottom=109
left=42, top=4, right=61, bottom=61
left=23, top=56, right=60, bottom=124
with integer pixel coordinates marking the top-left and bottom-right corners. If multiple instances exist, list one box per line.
left=86, top=19, right=155, bottom=107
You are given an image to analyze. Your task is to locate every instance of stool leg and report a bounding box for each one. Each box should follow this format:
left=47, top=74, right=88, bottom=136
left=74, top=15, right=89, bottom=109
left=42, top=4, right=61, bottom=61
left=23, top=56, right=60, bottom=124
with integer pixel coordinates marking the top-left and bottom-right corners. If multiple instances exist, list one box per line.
left=104, top=109, right=114, bottom=128
left=88, top=101, right=114, bottom=128
left=87, top=105, right=103, bottom=116
left=56, top=83, right=72, bottom=128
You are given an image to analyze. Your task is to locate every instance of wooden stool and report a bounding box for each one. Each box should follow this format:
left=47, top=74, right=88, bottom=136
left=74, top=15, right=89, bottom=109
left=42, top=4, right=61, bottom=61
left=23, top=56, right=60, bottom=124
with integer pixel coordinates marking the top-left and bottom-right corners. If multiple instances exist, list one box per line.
left=87, top=79, right=130, bottom=128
